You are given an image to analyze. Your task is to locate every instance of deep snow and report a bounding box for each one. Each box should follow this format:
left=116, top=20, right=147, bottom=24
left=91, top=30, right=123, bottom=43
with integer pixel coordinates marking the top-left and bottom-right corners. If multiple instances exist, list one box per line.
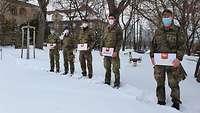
left=0, top=46, right=199, bottom=113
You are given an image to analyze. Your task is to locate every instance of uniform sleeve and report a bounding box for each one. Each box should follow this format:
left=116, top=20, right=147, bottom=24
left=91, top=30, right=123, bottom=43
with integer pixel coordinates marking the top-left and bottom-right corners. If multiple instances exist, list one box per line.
left=99, top=29, right=106, bottom=52
left=150, top=30, right=158, bottom=58
left=47, top=35, right=51, bottom=43
left=88, top=31, right=95, bottom=51
left=62, top=36, right=66, bottom=49
left=114, top=27, right=123, bottom=52
left=77, top=32, right=81, bottom=44
left=176, top=29, right=186, bottom=61
left=72, top=37, right=76, bottom=49
left=56, top=38, right=62, bottom=50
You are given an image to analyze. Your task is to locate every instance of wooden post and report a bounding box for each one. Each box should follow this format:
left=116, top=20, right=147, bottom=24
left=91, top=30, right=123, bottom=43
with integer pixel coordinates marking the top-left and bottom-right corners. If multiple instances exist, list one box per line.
left=33, top=28, right=36, bottom=59
left=0, top=47, right=2, bottom=60
left=27, top=23, right=30, bottom=59
left=21, top=29, right=24, bottom=58
left=21, top=25, right=36, bottom=59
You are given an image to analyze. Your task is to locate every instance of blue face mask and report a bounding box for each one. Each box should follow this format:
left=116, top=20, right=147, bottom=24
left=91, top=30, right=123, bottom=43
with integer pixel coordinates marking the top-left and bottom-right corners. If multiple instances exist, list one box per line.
left=162, top=18, right=172, bottom=27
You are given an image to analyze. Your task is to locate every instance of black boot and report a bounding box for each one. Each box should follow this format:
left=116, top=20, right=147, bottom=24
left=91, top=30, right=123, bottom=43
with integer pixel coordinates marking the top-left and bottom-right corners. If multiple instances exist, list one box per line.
left=56, top=70, right=60, bottom=73
left=70, top=72, right=74, bottom=76
left=82, top=72, right=87, bottom=77
left=113, top=84, right=120, bottom=89
left=62, top=71, right=68, bottom=75
left=88, top=74, right=93, bottom=79
left=104, top=81, right=110, bottom=85
left=172, top=103, right=180, bottom=110
left=196, top=78, right=200, bottom=83
left=113, top=80, right=120, bottom=88
left=157, top=101, right=166, bottom=105
left=113, top=82, right=120, bottom=89
left=50, top=69, right=54, bottom=72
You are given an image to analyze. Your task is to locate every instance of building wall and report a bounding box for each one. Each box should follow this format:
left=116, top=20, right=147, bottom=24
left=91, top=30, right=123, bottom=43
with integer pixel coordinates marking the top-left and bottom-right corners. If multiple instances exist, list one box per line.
left=6, top=2, right=40, bottom=25
left=0, top=1, right=40, bottom=47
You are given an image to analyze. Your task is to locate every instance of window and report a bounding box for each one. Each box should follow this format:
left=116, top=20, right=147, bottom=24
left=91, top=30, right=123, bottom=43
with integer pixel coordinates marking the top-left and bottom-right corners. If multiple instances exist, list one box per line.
left=19, top=8, right=27, bottom=16
left=10, top=7, right=17, bottom=15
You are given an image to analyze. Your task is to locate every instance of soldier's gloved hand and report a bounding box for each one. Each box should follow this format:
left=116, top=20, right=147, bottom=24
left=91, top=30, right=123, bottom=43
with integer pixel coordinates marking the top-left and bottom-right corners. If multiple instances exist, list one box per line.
left=112, top=52, right=118, bottom=58
left=172, top=58, right=180, bottom=68
left=88, top=47, right=92, bottom=51
left=151, top=58, right=155, bottom=65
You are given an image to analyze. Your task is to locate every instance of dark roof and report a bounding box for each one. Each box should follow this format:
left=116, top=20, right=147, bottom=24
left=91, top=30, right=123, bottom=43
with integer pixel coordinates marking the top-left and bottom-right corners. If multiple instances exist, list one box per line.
left=10, top=0, right=39, bottom=9
left=47, top=4, right=97, bottom=16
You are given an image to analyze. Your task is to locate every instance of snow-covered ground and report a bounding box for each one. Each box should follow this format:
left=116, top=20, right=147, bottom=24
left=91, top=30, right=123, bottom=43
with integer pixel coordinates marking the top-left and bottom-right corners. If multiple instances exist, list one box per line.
left=0, top=46, right=199, bottom=113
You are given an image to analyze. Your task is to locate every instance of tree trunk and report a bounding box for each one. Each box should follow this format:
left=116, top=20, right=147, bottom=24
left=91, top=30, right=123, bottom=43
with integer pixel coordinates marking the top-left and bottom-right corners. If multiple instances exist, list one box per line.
left=0, top=14, right=4, bottom=33
left=36, top=12, right=46, bottom=49
left=122, top=28, right=127, bottom=51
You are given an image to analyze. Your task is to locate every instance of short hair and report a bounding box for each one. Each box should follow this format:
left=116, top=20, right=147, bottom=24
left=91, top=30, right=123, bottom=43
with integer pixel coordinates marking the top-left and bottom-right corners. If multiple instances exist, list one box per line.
left=82, top=19, right=88, bottom=23
left=50, top=28, right=55, bottom=31
left=64, top=26, right=68, bottom=30
left=162, top=9, right=173, bottom=15
left=108, top=13, right=116, bottom=19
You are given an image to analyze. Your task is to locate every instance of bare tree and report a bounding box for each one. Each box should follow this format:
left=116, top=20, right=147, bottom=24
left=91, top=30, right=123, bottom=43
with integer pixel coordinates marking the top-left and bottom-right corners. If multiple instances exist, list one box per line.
left=37, top=0, right=50, bottom=49
left=121, top=2, right=134, bottom=51
left=0, top=0, right=13, bottom=29
left=0, top=0, right=17, bottom=33
left=0, top=0, right=12, bottom=16
left=106, top=0, right=131, bottom=22
left=129, top=0, right=200, bottom=55
left=170, top=0, right=200, bottom=55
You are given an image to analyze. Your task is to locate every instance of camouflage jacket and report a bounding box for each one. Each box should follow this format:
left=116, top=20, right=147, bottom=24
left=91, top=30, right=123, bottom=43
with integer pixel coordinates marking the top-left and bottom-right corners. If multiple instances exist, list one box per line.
left=78, top=29, right=95, bottom=51
left=150, top=25, right=186, bottom=61
left=101, top=24, right=123, bottom=52
left=48, top=34, right=61, bottom=50
left=62, top=34, right=76, bottom=51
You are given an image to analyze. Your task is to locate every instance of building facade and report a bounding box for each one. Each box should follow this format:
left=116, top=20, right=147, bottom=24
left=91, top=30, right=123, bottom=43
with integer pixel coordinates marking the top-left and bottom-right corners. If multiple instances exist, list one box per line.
left=0, top=0, right=40, bottom=47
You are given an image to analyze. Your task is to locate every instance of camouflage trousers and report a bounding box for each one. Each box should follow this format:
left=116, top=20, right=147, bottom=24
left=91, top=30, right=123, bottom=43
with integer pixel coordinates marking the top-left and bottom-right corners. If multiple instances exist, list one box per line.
left=104, top=55, right=120, bottom=85
left=63, top=49, right=75, bottom=74
left=49, top=49, right=60, bottom=72
left=154, top=65, right=182, bottom=104
left=197, top=69, right=200, bottom=81
left=195, top=58, right=200, bottom=77
left=79, top=51, right=93, bottom=77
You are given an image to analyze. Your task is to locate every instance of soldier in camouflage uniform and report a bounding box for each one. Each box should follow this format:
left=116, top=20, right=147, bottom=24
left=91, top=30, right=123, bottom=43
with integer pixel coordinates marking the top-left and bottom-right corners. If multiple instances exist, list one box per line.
left=78, top=20, right=95, bottom=79
left=150, top=9, right=186, bottom=110
left=61, top=27, right=76, bottom=75
left=195, top=54, right=200, bottom=83
left=100, top=14, right=123, bottom=88
left=197, top=68, right=200, bottom=83
left=194, top=45, right=200, bottom=82
left=48, top=29, right=61, bottom=73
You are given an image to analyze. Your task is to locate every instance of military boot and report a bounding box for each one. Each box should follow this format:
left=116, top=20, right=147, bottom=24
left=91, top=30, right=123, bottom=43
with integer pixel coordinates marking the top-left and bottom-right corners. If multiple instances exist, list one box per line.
left=88, top=74, right=93, bottom=79
left=50, top=69, right=54, bottom=72
left=157, top=101, right=166, bottom=105
left=56, top=69, right=60, bottom=73
left=114, top=80, right=120, bottom=88
left=70, top=72, right=74, bottom=75
left=113, top=84, right=120, bottom=89
left=82, top=72, right=87, bottom=77
left=50, top=66, right=54, bottom=72
left=196, top=78, right=200, bottom=83
left=62, top=71, right=68, bottom=75
left=104, top=82, right=110, bottom=85
left=172, top=102, right=180, bottom=110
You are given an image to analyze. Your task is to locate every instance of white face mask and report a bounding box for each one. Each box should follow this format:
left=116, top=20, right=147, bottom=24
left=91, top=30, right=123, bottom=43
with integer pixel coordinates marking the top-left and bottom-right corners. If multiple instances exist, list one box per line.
left=63, top=29, right=69, bottom=36
left=81, top=23, right=88, bottom=28
left=50, top=30, right=55, bottom=34
left=108, top=19, right=115, bottom=25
